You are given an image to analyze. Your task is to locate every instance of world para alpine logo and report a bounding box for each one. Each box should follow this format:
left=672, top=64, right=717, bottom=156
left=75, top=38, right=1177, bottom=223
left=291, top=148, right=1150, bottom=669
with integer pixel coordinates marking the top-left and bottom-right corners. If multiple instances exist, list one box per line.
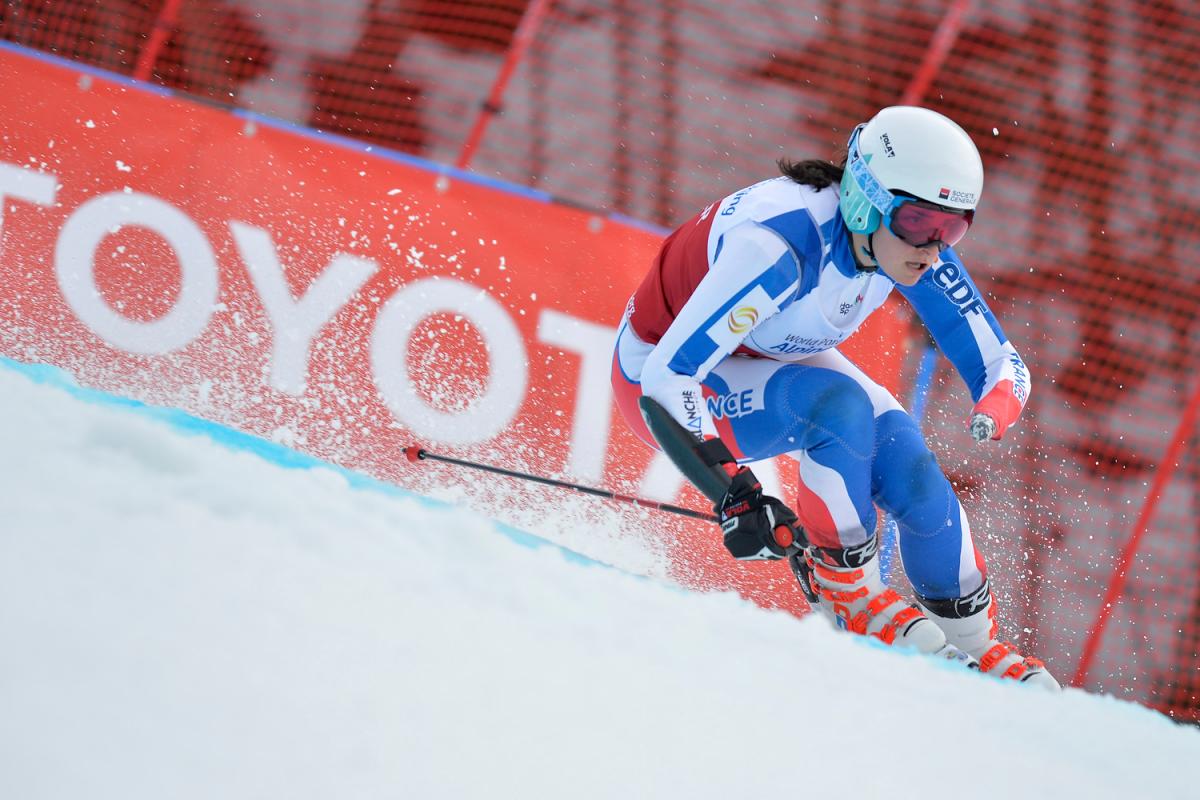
left=727, top=305, right=759, bottom=334
left=708, top=285, right=772, bottom=345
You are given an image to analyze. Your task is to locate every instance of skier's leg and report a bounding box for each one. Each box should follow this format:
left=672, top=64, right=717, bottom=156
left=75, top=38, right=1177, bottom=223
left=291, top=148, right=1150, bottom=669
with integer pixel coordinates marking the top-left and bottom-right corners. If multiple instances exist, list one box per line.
left=707, top=354, right=950, bottom=653
left=618, top=345, right=1056, bottom=683
left=705, top=355, right=878, bottom=549
left=869, top=382, right=1060, bottom=689
left=917, top=584, right=1062, bottom=690
left=871, top=407, right=985, bottom=600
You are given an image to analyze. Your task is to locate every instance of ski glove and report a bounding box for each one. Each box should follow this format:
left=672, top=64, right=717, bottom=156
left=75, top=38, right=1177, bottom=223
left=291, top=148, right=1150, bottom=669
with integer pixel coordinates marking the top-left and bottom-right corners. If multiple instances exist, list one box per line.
left=716, top=466, right=799, bottom=561
left=969, top=379, right=1025, bottom=442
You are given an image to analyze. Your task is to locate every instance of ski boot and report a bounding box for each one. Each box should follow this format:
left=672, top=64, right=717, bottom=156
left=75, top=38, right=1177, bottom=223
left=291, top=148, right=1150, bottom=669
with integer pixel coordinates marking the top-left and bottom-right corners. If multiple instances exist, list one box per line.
left=789, top=537, right=975, bottom=668
left=918, top=581, right=1061, bottom=691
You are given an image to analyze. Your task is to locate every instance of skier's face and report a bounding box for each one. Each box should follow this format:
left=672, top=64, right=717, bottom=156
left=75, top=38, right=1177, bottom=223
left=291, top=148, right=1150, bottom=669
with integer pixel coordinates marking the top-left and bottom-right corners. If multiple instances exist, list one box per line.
left=869, top=223, right=943, bottom=286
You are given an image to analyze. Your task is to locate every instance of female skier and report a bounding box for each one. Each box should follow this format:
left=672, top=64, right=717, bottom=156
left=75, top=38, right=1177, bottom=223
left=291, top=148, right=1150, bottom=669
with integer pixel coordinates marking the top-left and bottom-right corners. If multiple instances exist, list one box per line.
left=611, top=105, right=1058, bottom=690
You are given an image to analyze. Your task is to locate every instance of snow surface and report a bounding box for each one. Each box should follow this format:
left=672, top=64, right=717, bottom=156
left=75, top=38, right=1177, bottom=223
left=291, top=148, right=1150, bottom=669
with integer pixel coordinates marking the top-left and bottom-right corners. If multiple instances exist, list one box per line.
left=1, top=359, right=1197, bottom=800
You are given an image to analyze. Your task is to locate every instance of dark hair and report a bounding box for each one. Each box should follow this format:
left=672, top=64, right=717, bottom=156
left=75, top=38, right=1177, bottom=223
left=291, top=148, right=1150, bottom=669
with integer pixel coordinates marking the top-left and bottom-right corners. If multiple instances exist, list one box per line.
left=777, top=157, right=845, bottom=189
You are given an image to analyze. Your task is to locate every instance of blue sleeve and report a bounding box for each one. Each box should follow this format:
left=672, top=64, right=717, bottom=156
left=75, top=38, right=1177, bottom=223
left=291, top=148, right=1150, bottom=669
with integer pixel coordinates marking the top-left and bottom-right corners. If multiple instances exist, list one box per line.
left=896, top=249, right=1011, bottom=402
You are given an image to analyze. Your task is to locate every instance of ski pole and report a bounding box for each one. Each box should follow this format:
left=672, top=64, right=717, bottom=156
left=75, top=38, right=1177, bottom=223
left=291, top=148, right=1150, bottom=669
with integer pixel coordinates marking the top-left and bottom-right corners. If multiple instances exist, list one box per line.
left=403, top=444, right=717, bottom=523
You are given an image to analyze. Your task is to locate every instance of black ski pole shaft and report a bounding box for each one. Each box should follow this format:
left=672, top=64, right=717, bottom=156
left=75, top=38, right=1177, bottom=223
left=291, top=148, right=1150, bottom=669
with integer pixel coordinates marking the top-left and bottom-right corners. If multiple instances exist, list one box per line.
left=403, top=444, right=717, bottom=522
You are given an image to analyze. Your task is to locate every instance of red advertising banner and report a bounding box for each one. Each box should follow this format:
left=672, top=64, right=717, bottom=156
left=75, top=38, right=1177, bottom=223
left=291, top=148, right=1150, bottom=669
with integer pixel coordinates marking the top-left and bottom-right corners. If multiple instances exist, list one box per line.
left=0, top=46, right=907, bottom=614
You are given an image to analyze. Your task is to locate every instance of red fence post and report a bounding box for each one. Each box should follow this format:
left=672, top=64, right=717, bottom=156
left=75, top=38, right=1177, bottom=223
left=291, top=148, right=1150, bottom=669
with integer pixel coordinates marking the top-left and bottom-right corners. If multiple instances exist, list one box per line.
left=456, top=0, right=554, bottom=171
left=1072, top=377, right=1200, bottom=687
left=899, top=0, right=972, bottom=106
left=133, top=0, right=184, bottom=82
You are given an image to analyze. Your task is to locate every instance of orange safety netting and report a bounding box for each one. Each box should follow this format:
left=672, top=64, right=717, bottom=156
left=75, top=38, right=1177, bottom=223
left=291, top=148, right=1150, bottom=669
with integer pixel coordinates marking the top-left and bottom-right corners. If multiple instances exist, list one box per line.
left=3, top=0, right=1199, bottom=718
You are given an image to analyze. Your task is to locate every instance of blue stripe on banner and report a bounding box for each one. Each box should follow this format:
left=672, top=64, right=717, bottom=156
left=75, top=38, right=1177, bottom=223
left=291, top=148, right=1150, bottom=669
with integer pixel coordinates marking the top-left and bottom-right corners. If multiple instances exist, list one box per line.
left=0, top=356, right=607, bottom=569
left=0, top=40, right=553, bottom=203
left=0, top=40, right=689, bottom=218
left=606, top=211, right=670, bottom=237
left=0, top=39, right=175, bottom=97
left=236, top=106, right=558, bottom=202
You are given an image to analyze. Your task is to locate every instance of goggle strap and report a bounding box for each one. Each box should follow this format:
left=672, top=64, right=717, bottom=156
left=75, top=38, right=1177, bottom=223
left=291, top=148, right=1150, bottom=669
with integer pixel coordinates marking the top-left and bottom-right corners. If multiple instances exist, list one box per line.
left=846, top=125, right=896, bottom=214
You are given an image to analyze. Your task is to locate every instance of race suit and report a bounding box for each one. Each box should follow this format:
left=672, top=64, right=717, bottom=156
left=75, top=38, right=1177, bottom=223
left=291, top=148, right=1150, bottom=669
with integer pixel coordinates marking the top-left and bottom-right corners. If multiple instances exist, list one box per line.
left=611, top=176, right=1030, bottom=601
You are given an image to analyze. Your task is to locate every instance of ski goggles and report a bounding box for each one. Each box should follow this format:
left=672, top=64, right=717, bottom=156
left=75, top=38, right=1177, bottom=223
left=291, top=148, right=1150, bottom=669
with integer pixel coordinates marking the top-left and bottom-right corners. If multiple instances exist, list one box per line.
left=846, top=124, right=975, bottom=250
left=885, top=197, right=974, bottom=250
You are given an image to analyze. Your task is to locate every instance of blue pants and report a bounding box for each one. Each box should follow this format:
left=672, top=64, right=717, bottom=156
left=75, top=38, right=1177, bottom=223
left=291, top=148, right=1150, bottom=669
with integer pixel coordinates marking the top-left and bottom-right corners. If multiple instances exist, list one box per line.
left=615, top=348, right=986, bottom=601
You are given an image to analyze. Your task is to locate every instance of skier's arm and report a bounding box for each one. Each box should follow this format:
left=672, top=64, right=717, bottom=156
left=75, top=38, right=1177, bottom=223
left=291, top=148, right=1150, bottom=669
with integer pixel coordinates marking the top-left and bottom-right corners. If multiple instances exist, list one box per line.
left=897, top=249, right=1031, bottom=441
left=638, top=222, right=803, bottom=561
left=638, top=222, right=800, bottom=442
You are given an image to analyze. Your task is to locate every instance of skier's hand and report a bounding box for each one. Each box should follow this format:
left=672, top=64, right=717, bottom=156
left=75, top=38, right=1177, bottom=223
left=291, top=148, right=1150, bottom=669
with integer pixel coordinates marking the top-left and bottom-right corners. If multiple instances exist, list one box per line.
left=969, top=413, right=997, bottom=443
left=716, top=466, right=799, bottom=560
left=969, top=379, right=1025, bottom=442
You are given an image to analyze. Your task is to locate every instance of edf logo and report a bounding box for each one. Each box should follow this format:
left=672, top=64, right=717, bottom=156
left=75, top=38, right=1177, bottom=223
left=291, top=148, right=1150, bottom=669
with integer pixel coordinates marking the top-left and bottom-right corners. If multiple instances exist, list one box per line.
left=931, top=261, right=986, bottom=316
left=707, top=389, right=755, bottom=420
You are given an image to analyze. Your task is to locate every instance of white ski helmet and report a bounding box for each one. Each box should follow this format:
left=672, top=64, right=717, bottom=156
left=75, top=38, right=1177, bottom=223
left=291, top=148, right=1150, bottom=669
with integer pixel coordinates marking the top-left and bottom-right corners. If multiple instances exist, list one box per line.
left=839, top=106, right=984, bottom=236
